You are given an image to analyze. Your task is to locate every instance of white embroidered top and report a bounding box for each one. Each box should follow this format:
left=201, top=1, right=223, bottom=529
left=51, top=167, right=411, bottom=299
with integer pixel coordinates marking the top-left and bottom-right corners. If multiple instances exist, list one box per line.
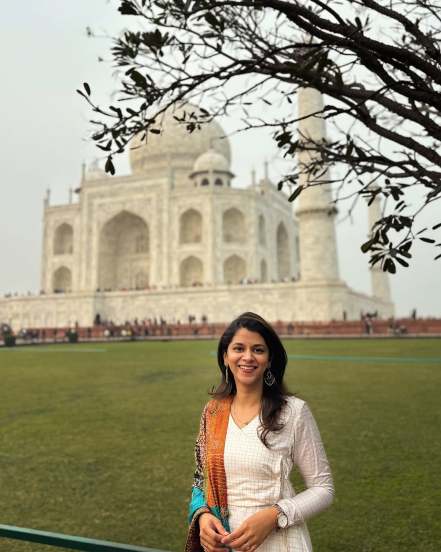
left=224, top=396, right=334, bottom=551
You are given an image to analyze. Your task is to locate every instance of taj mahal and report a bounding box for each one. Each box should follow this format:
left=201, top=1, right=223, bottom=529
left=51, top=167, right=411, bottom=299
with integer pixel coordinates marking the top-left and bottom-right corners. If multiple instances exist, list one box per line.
left=0, top=88, right=393, bottom=329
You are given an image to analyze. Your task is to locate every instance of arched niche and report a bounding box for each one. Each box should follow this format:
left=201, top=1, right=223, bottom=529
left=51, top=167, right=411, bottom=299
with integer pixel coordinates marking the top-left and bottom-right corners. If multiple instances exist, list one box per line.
left=53, top=223, right=73, bottom=255
left=53, top=266, right=72, bottom=293
left=180, top=208, right=203, bottom=244
left=224, top=255, right=246, bottom=284
left=214, top=178, right=223, bottom=186
left=260, top=259, right=268, bottom=283
left=223, top=208, right=246, bottom=243
left=98, top=211, right=149, bottom=291
left=258, top=215, right=266, bottom=246
left=277, top=222, right=290, bottom=280
left=180, top=256, right=203, bottom=287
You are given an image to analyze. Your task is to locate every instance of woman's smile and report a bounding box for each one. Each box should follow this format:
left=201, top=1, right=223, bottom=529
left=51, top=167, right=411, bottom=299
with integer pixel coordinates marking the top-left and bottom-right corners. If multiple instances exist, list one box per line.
left=238, top=364, right=257, bottom=373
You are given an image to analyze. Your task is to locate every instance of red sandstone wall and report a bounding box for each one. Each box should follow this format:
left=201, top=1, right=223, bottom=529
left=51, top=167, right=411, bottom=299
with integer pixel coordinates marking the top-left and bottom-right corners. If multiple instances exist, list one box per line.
left=5, top=318, right=441, bottom=344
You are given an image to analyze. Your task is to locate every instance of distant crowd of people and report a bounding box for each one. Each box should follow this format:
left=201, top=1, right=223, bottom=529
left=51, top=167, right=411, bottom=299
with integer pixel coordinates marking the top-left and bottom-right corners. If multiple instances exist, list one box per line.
left=3, top=276, right=302, bottom=298
left=0, top=306, right=428, bottom=345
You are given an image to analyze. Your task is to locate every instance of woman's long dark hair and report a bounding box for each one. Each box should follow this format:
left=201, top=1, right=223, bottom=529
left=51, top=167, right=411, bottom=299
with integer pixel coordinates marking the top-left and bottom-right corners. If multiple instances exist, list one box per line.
left=212, top=311, right=292, bottom=447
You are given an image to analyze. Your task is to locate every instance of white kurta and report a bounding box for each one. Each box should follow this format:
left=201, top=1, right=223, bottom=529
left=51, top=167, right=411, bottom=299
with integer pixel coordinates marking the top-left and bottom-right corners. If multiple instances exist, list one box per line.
left=224, top=396, right=334, bottom=551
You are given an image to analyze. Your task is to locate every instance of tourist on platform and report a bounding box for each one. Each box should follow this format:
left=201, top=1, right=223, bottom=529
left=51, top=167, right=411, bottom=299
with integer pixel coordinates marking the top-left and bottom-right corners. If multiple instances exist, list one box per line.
left=186, top=312, right=334, bottom=552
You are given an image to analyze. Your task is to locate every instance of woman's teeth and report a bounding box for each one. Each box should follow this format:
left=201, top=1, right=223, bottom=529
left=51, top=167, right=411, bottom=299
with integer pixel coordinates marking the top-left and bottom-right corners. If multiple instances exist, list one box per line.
left=239, top=365, right=256, bottom=372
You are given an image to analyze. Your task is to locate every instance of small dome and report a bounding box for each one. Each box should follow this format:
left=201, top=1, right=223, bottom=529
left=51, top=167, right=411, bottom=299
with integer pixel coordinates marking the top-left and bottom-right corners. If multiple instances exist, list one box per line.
left=86, top=160, right=106, bottom=181
left=193, top=149, right=230, bottom=174
left=129, top=103, right=231, bottom=175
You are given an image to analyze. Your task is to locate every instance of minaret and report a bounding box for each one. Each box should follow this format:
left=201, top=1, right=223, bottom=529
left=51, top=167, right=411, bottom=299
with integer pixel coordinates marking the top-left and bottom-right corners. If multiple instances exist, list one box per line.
left=44, top=188, right=51, bottom=208
left=295, top=87, right=339, bottom=282
left=41, top=190, right=51, bottom=293
left=367, top=190, right=391, bottom=303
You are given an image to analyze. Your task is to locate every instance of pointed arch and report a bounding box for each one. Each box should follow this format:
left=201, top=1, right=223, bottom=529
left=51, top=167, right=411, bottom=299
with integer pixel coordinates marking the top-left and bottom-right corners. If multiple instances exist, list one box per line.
left=223, top=208, right=246, bottom=243
left=53, top=266, right=72, bottom=293
left=180, top=208, right=203, bottom=244
left=277, top=222, right=290, bottom=280
left=54, top=223, right=73, bottom=255
left=180, top=256, right=203, bottom=287
left=98, top=211, right=149, bottom=290
left=224, top=255, right=246, bottom=284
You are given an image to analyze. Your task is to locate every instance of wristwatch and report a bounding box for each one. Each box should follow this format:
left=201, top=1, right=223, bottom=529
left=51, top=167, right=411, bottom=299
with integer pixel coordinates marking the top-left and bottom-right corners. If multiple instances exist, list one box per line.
left=274, top=504, right=288, bottom=529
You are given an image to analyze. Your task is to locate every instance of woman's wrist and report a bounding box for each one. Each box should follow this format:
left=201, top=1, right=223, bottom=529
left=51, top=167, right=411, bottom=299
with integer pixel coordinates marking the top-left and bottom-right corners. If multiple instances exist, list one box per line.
left=266, top=505, right=280, bottom=528
left=195, top=508, right=211, bottom=525
left=198, top=511, right=214, bottom=525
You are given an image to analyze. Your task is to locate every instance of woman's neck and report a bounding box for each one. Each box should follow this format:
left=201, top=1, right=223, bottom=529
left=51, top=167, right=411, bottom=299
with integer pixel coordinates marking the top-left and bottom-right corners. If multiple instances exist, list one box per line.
left=233, top=386, right=263, bottom=407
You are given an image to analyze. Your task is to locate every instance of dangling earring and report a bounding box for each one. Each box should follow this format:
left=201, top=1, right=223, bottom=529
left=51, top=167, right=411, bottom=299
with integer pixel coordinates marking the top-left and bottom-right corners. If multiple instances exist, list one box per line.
left=224, top=364, right=229, bottom=384
left=264, top=363, right=276, bottom=386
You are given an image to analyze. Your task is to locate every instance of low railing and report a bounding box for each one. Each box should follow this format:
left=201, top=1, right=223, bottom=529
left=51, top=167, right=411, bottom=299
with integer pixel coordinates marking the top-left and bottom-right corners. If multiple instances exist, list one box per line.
left=0, top=524, right=170, bottom=552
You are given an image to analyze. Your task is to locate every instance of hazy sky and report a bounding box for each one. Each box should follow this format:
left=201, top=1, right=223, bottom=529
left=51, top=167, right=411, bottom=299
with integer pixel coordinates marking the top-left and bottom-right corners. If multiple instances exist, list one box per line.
left=1, top=1, right=440, bottom=317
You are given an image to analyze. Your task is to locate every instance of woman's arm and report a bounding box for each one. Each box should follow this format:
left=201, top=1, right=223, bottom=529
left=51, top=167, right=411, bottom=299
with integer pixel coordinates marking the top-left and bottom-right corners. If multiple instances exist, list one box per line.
left=276, top=401, right=335, bottom=527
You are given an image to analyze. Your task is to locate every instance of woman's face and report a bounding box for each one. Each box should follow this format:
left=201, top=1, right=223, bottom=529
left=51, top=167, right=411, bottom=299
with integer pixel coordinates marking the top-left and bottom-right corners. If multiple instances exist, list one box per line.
left=223, top=327, right=270, bottom=390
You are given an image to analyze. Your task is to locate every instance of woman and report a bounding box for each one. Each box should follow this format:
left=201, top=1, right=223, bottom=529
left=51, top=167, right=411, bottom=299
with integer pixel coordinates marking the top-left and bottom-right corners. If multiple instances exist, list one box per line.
left=186, top=312, right=334, bottom=552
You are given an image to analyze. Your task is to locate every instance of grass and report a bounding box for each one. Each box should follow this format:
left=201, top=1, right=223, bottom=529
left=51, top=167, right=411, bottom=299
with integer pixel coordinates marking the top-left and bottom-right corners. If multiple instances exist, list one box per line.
left=0, top=338, right=440, bottom=551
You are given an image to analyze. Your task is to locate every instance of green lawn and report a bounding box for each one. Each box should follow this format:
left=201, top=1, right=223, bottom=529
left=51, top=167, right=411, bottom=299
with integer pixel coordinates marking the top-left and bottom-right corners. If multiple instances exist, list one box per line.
left=0, top=338, right=440, bottom=551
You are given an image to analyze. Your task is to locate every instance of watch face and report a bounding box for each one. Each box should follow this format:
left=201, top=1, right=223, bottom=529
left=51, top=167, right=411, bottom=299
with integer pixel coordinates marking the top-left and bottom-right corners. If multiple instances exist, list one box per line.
left=278, top=512, right=288, bottom=528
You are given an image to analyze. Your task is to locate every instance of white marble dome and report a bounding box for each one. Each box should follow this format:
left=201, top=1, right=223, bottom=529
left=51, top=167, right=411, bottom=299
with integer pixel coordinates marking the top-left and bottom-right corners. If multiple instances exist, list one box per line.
left=129, top=103, right=231, bottom=174
left=193, top=148, right=231, bottom=174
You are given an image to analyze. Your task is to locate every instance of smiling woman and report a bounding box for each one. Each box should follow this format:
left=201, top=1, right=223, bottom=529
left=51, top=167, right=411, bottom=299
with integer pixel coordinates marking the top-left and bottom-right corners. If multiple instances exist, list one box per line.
left=224, top=328, right=269, bottom=396
left=185, top=312, right=334, bottom=552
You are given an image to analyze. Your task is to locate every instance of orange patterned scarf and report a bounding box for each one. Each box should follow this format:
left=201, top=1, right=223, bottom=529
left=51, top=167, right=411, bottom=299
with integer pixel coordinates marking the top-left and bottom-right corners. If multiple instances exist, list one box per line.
left=185, top=396, right=233, bottom=551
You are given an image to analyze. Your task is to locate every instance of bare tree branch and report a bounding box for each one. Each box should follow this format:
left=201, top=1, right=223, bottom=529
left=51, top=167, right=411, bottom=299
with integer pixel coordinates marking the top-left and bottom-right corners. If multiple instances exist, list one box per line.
left=81, top=0, right=441, bottom=273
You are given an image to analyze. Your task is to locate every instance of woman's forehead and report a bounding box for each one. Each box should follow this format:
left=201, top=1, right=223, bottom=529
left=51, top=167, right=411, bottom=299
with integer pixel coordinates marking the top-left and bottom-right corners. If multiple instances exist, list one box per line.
left=230, top=327, right=267, bottom=345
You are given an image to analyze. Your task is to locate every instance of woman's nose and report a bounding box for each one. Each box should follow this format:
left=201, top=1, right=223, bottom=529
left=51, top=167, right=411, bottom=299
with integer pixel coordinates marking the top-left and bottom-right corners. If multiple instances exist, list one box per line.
left=242, top=348, right=253, bottom=360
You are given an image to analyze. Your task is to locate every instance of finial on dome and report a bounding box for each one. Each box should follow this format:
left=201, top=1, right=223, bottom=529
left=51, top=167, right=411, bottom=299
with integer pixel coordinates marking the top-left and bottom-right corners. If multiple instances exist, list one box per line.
left=251, top=167, right=256, bottom=186
left=264, top=159, right=269, bottom=180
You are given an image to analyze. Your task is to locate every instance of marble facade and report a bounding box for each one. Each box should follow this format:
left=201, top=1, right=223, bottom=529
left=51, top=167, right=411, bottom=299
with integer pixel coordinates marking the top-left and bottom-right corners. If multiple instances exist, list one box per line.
left=0, top=95, right=394, bottom=329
